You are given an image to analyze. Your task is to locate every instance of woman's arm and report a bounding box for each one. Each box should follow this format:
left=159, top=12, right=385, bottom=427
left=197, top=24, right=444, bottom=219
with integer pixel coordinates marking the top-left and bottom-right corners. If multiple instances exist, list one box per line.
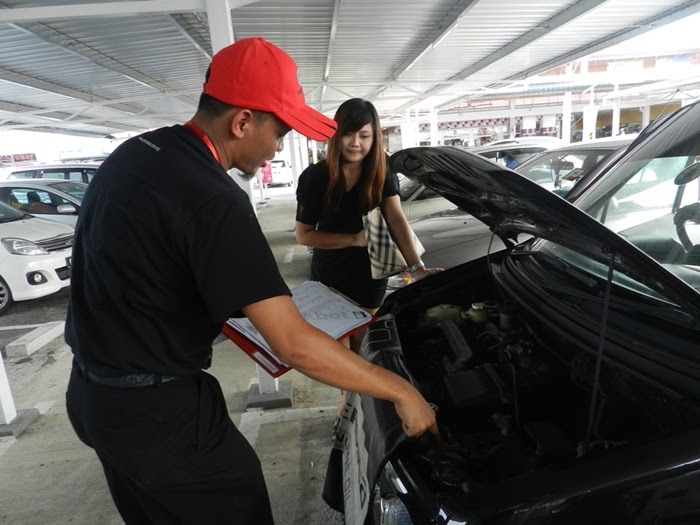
left=295, top=221, right=367, bottom=250
left=382, top=195, right=442, bottom=280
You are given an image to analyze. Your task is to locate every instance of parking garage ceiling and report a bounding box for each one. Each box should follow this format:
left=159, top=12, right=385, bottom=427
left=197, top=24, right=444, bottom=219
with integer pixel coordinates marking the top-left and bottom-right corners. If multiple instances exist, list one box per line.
left=1, top=0, right=699, bottom=139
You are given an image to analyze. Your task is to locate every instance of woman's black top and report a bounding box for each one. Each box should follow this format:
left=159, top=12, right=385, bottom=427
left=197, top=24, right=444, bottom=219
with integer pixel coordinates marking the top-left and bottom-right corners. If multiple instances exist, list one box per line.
left=295, top=160, right=399, bottom=308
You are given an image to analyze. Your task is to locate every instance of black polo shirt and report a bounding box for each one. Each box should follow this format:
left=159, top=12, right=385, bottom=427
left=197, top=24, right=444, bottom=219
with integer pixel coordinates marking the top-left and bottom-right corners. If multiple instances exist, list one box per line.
left=65, top=125, right=290, bottom=377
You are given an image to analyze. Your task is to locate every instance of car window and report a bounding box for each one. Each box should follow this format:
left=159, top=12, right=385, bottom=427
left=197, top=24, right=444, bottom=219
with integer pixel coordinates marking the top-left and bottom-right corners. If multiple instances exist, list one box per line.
left=9, top=187, right=60, bottom=214
left=67, top=170, right=84, bottom=182
left=9, top=170, right=36, bottom=179
left=517, top=148, right=614, bottom=191
left=398, top=176, right=422, bottom=201
left=86, top=169, right=97, bottom=182
left=480, top=147, right=548, bottom=168
left=40, top=169, right=67, bottom=180
left=50, top=181, right=88, bottom=200
left=0, top=201, right=27, bottom=222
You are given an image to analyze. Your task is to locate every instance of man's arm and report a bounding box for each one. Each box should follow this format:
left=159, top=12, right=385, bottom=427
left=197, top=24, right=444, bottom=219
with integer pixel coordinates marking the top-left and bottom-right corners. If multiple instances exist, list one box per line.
left=242, top=295, right=438, bottom=438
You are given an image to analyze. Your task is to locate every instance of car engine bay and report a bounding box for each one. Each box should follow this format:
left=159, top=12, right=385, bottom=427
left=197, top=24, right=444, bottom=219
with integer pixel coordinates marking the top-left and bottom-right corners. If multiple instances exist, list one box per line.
left=375, top=260, right=700, bottom=496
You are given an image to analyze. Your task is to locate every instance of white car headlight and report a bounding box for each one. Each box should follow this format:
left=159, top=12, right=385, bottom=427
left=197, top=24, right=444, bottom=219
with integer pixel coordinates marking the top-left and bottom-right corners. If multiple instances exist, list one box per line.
left=374, top=494, right=413, bottom=525
left=1, top=238, right=50, bottom=255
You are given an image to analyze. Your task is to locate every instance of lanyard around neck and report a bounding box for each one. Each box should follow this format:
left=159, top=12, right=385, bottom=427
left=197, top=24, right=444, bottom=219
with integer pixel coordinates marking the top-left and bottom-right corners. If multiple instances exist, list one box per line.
left=184, top=121, right=221, bottom=165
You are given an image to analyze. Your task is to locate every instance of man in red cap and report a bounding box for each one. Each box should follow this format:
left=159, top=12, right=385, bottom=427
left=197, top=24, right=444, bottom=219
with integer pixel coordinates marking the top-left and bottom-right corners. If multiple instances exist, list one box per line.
left=64, top=37, right=437, bottom=524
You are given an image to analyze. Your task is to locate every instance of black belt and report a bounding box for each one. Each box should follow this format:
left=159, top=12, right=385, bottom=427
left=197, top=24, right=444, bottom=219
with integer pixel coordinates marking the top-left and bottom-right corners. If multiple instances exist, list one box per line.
left=74, top=360, right=181, bottom=389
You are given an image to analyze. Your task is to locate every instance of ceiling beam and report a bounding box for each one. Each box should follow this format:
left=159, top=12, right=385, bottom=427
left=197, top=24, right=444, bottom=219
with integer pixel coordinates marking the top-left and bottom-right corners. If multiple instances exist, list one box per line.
left=396, top=0, right=609, bottom=113
left=0, top=0, right=259, bottom=23
left=373, top=0, right=479, bottom=101
left=435, top=0, right=700, bottom=112
left=320, top=0, right=342, bottom=112
left=513, top=0, right=700, bottom=80
left=9, top=21, right=200, bottom=109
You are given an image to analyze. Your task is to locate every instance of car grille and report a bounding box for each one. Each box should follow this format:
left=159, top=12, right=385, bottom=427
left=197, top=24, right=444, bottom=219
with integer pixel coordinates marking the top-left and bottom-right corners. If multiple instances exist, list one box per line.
left=37, top=233, right=74, bottom=252
left=56, top=266, right=71, bottom=280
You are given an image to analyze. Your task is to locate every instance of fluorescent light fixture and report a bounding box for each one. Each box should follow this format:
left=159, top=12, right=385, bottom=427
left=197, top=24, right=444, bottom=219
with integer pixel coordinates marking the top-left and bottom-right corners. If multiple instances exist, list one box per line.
left=433, top=20, right=459, bottom=48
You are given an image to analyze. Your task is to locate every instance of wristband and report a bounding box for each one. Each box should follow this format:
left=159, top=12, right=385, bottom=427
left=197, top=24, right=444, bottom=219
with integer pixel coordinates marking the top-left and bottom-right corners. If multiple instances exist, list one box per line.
left=406, top=261, right=426, bottom=274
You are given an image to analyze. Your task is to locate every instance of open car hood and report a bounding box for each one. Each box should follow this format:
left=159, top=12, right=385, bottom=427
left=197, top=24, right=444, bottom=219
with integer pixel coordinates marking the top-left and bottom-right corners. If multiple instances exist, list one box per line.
left=391, top=146, right=700, bottom=317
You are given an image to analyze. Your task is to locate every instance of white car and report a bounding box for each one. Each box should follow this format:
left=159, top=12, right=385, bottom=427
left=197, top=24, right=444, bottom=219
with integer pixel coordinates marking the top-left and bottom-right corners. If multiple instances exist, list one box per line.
left=0, top=201, right=73, bottom=314
left=269, top=159, right=294, bottom=186
left=1, top=163, right=99, bottom=184
left=0, top=180, right=87, bottom=228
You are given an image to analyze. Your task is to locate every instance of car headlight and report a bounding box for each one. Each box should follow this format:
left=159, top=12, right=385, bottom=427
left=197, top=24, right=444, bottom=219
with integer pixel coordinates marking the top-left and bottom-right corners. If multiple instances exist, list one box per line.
left=374, top=493, right=413, bottom=525
left=1, top=238, right=49, bottom=255
left=372, top=461, right=413, bottom=525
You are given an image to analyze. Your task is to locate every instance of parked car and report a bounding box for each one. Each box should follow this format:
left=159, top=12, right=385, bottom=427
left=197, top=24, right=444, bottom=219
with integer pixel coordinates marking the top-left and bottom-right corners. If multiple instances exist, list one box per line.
left=269, top=159, right=294, bottom=186
left=326, top=100, right=700, bottom=525
left=399, top=141, right=554, bottom=220
left=0, top=201, right=73, bottom=314
left=0, top=180, right=86, bottom=228
left=2, top=163, right=99, bottom=184
left=515, top=136, right=635, bottom=194
left=393, top=137, right=637, bottom=277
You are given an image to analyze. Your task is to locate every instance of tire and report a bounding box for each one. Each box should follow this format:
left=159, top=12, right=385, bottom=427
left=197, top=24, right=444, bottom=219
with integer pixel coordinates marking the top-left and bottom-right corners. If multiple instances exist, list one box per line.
left=0, top=276, right=14, bottom=315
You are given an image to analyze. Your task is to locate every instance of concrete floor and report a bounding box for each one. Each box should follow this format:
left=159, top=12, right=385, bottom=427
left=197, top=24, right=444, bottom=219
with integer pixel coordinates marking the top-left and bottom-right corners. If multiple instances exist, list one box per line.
left=0, top=185, right=345, bottom=525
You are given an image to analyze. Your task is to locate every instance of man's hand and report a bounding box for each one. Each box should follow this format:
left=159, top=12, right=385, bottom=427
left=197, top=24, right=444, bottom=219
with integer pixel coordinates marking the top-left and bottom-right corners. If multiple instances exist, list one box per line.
left=393, top=387, right=439, bottom=438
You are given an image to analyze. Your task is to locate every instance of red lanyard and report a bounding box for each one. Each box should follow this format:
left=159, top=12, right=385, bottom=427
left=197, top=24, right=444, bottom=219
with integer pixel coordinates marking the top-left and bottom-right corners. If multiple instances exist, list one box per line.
left=183, top=121, right=221, bottom=165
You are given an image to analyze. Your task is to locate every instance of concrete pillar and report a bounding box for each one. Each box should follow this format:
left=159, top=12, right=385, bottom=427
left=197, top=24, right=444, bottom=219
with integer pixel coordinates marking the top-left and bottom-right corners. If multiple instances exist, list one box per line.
left=288, top=132, right=300, bottom=185
left=641, top=105, right=651, bottom=128
left=0, top=356, right=17, bottom=425
left=562, top=92, right=572, bottom=142
left=611, top=84, right=620, bottom=137
left=310, top=140, right=319, bottom=164
left=430, top=109, right=439, bottom=146
left=509, top=100, right=517, bottom=138
left=205, top=0, right=290, bottom=406
left=582, top=86, right=598, bottom=142
left=400, top=110, right=419, bottom=149
left=206, top=0, right=257, bottom=211
left=521, top=115, right=537, bottom=137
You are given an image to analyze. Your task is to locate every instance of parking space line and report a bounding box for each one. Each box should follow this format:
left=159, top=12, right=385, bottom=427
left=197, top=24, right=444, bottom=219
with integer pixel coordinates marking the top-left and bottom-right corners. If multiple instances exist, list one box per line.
left=0, top=324, right=44, bottom=331
left=284, top=249, right=295, bottom=264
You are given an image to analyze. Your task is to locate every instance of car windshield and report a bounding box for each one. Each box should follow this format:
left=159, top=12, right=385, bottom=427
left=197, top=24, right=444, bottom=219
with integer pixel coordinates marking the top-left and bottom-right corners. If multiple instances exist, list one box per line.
left=516, top=147, right=618, bottom=192
left=533, top=103, right=700, bottom=301
left=49, top=181, right=88, bottom=200
left=0, top=201, right=29, bottom=223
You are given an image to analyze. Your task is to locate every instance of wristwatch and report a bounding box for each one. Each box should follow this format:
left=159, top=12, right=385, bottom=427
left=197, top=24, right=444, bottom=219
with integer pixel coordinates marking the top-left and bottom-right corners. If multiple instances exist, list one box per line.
left=406, top=261, right=426, bottom=274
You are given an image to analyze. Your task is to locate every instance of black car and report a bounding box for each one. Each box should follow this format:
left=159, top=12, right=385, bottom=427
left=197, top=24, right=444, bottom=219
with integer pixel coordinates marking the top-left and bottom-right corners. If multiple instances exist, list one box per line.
left=325, top=101, right=700, bottom=525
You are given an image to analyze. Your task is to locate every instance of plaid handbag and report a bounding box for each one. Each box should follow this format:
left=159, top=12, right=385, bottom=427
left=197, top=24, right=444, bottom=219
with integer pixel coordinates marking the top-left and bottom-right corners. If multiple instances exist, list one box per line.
left=362, top=207, right=425, bottom=280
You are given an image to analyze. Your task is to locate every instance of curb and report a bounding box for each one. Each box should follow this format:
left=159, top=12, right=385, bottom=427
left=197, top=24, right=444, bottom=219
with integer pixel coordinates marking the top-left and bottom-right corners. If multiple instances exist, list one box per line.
left=5, top=321, right=65, bottom=358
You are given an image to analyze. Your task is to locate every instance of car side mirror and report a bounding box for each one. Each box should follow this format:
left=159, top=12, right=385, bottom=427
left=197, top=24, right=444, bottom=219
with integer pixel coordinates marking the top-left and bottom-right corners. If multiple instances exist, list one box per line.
left=57, top=204, right=77, bottom=214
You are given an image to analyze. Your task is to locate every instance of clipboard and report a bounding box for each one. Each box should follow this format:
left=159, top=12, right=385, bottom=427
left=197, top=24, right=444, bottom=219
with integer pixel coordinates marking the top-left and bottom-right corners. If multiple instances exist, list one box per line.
left=222, top=281, right=376, bottom=377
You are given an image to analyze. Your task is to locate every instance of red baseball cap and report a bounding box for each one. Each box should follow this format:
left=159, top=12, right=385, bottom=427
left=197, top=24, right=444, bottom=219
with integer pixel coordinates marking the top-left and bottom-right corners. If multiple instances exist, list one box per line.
left=203, top=37, right=337, bottom=142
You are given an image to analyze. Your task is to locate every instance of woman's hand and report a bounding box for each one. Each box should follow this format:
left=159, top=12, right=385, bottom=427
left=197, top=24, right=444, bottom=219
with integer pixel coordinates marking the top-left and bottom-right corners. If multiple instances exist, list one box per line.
left=352, top=229, right=368, bottom=247
left=405, top=266, right=443, bottom=283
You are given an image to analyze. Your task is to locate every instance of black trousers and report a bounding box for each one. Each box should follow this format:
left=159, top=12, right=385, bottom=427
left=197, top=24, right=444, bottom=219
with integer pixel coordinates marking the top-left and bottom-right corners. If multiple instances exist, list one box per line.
left=66, top=365, right=274, bottom=525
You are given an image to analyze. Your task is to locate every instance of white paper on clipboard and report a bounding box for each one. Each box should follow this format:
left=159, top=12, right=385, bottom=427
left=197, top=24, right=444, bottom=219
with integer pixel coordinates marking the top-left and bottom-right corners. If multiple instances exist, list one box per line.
left=225, top=281, right=374, bottom=367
